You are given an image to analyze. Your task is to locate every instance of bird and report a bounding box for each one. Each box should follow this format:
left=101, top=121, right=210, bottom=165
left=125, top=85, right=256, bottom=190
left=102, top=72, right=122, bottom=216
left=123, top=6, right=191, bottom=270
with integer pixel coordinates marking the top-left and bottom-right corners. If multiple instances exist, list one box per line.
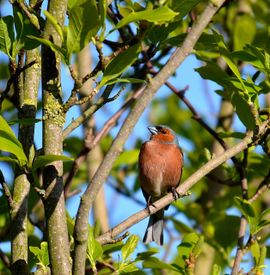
left=138, top=125, right=183, bottom=245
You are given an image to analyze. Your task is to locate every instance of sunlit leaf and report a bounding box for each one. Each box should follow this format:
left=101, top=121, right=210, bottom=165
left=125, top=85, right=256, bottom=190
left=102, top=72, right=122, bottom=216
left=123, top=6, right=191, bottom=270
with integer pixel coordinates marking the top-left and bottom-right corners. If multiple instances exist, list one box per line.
left=0, top=115, right=28, bottom=167
left=234, top=196, right=255, bottom=218
left=30, top=242, right=50, bottom=267
left=233, top=14, right=256, bottom=51
left=99, top=43, right=141, bottom=87
left=67, top=0, right=100, bottom=57
left=121, top=235, right=139, bottom=262
left=0, top=16, right=14, bottom=58
left=115, top=6, right=178, bottom=29
left=32, top=155, right=73, bottom=171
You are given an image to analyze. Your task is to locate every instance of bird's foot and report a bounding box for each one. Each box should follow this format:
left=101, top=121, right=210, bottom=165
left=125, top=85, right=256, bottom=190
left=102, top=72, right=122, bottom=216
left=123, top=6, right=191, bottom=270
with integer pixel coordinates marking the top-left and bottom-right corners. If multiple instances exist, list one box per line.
left=170, top=187, right=180, bottom=200
left=146, top=195, right=156, bottom=214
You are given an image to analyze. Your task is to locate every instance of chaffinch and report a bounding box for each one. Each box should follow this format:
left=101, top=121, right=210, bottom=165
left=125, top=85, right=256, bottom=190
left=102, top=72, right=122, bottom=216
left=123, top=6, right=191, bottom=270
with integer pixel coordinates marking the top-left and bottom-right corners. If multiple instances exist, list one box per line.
left=138, top=125, right=183, bottom=245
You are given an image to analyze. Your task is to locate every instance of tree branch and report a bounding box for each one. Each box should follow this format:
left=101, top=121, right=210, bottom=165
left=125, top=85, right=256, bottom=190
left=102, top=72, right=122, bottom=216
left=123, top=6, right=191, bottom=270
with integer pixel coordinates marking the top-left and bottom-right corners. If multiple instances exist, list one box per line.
left=72, top=1, right=226, bottom=274
left=231, top=149, right=249, bottom=275
left=96, top=121, right=269, bottom=245
left=0, top=170, right=13, bottom=209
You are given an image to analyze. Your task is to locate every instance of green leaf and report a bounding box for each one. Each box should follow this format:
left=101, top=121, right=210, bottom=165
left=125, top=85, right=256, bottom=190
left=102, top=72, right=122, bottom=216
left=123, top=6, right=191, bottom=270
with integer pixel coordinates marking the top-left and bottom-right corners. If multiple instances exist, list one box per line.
left=251, top=240, right=261, bottom=266
left=255, top=219, right=270, bottom=234
left=177, top=233, right=201, bottom=268
left=168, top=0, right=201, bottom=20
left=104, top=78, right=146, bottom=86
left=143, top=257, right=180, bottom=271
left=121, top=235, right=139, bottom=262
left=0, top=16, right=14, bottom=58
left=234, top=196, right=255, bottom=218
left=87, top=227, right=103, bottom=271
left=99, top=0, right=107, bottom=39
left=117, top=263, right=139, bottom=274
left=136, top=248, right=159, bottom=261
left=114, top=149, right=139, bottom=168
left=212, top=264, right=221, bottom=275
left=115, top=6, right=178, bottom=29
left=218, top=131, right=245, bottom=139
left=67, top=0, right=100, bottom=57
left=0, top=115, right=28, bottom=167
left=43, top=10, right=64, bottom=41
left=233, top=14, right=256, bottom=51
left=30, top=242, right=50, bottom=267
left=231, top=91, right=256, bottom=130
left=195, top=62, right=230, bottom=87
left=213, top=29, right=246, bottom=92
left=27, top=35, right=69, bottom=64
left=99, top=43, right=141, bottom=87
left=0, top=156, right=19, bottom=165
left=32, top=155, right=73, bottom=171
left=13, top=7, right=41, bottom=52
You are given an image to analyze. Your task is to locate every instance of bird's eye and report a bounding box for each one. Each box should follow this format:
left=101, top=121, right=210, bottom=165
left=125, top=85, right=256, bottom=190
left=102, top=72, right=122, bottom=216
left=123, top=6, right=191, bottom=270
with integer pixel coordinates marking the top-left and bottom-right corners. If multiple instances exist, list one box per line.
left=159, top=129, right=167, bottom=134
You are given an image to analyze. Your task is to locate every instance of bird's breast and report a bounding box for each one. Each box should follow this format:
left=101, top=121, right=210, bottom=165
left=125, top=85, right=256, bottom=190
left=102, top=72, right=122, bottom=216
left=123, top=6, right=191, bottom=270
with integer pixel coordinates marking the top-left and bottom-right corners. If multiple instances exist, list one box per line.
left=139, top=141, right=183, bottom=197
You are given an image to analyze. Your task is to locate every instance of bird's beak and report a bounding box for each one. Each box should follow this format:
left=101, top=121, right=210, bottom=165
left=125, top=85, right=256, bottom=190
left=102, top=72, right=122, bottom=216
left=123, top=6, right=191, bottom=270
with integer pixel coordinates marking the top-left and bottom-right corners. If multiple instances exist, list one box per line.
left=148, top=126, right=158, bottom=135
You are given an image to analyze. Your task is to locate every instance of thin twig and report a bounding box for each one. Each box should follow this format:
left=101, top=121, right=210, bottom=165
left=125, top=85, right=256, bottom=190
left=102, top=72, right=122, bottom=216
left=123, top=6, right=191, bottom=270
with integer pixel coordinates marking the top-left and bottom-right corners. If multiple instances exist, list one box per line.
left=231, top=149, right=249, bottom=275
left=0, top=248, right=10, bottom=268
left=249, top=169, right=270, bottom=203
left=63, top=86, right=117, bottom=138
left=0, top=60, right=36, bottom=109
left=0, top=170, right=13, bottom=209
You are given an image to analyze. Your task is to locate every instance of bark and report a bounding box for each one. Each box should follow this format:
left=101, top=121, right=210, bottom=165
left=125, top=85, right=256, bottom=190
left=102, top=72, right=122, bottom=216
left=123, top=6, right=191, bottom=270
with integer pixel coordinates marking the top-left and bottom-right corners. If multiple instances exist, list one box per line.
left=77, top=46, right=110, bottom=233
left=41, top=0, right=71, bottom=274
left=11, top=44, right=40, bottom=274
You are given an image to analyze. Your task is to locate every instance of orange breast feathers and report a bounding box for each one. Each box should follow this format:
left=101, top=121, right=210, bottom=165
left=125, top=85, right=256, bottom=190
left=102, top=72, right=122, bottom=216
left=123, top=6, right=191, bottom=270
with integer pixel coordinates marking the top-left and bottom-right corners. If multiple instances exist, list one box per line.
left=138, top=140, right=183, bottom=197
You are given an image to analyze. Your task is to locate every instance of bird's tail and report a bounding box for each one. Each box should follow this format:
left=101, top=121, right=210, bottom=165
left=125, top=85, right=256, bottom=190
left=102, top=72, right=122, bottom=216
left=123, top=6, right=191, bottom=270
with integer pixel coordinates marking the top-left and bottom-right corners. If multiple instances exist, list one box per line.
left=143, top=209, right=164, bottom=245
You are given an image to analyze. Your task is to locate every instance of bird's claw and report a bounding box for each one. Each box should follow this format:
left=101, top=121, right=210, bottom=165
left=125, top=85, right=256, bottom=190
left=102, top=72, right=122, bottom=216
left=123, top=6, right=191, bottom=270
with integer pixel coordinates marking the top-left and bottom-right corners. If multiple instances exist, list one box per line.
left=171, top=187, right=180, bottom=200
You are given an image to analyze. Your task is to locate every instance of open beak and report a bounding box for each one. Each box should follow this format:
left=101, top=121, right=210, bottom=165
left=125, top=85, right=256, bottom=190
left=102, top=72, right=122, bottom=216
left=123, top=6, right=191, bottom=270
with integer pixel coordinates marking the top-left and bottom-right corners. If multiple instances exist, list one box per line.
left=148, top=126, right=158, bottom=135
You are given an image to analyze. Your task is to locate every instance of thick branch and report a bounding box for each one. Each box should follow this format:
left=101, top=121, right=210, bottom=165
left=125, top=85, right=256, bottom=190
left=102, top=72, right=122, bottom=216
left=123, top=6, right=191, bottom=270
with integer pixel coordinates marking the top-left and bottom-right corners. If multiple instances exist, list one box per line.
left=41, top=0, right=71, bottom=274
left=72, top=1, right=226, bottom=274
left=96, top=121, right=268, bottom=244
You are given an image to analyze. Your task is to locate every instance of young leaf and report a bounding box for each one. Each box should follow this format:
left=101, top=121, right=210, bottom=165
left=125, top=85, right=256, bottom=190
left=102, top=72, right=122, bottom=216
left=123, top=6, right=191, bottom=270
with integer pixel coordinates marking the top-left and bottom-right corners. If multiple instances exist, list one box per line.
left=177, top=233, right=201, bottom=268
left=99, top=43, right=141, bottom=87
left=13, top=7, right=41, bottom=52
left=27, top=35, right=69, bottom=64
left=113, top=149, right=139, bottom=168
left=104, top=77, right=146, bottom=86
left=251, top=240, right=261, bottom=266
left=231, top=91, right=256, bottom=130
left=30, top=242, right=50, bottom=267
left=143, top=257, right=180, bottom=271
left=0, top=16, right=14, bottom=58
left=67, top=0, right=100, bottom=57
left=0, top=115, right=28, bottom=167
left=32, top=155, right=73, bottom=171
left=115, top=6, right=178, bottom=29
left=121, top=235, right=139, bottom=262
left=212, top=264, right=221, bottom=275
left=87, top=227, right=103, bottom=271
left=234, top=196, right=255, bottom=218
left=233, top=14, right=256, bottom=51
left=43, top=10, right=64, bottom=41
left=213, top=29, right=246, bottom=92
left=168, top=0, right=201, bottom=20
left=99, top=0, right=107, bottom=39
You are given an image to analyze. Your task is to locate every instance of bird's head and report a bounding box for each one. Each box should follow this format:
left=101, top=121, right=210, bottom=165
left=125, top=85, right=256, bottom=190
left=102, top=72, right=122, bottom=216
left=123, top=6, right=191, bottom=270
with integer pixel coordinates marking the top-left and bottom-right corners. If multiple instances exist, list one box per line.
left=147, top=125, right=179, bottom=145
